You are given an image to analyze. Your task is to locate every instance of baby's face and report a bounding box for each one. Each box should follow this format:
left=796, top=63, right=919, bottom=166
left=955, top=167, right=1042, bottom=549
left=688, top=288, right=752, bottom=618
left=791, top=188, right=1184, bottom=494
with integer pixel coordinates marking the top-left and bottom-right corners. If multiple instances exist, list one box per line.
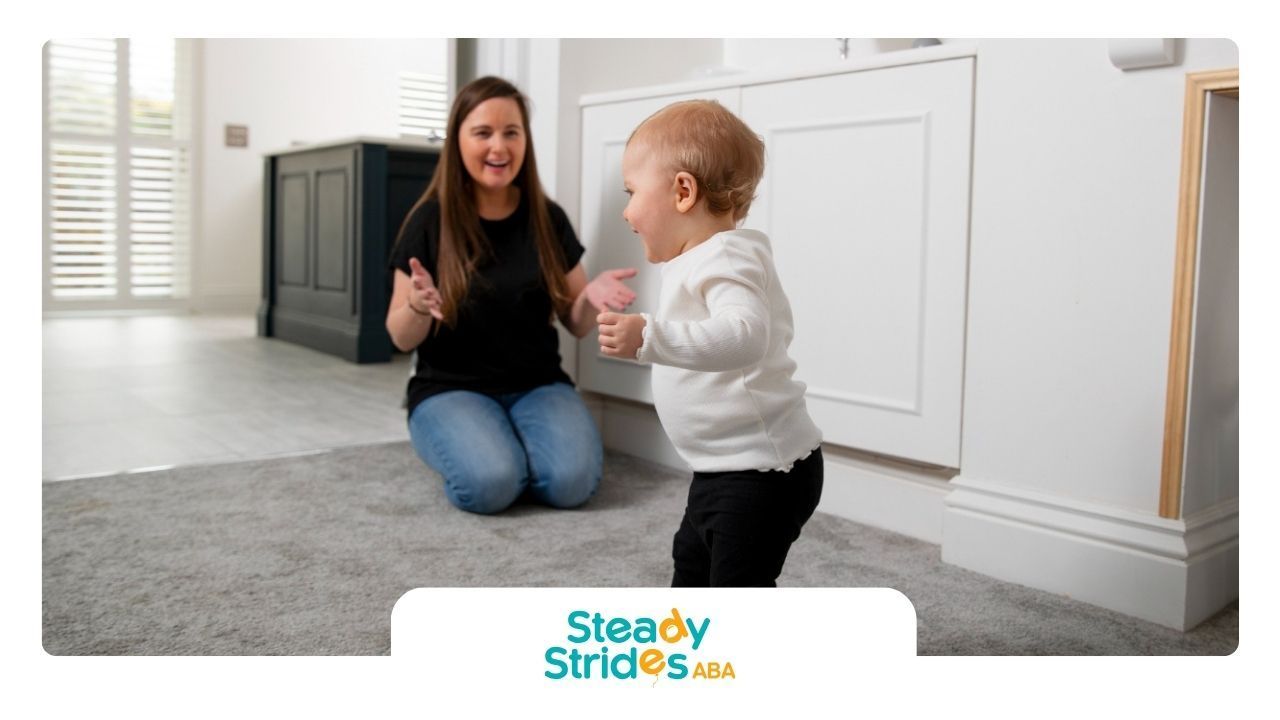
left=621, top=143, right=684, bottom=263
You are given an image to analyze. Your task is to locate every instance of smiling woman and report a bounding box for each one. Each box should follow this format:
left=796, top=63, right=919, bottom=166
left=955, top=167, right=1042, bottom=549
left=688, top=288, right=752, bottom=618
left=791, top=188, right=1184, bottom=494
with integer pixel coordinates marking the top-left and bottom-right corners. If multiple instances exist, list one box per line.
left=384, top=76, right=638, bottom=516
left=458, top=97, right=527, bottom=208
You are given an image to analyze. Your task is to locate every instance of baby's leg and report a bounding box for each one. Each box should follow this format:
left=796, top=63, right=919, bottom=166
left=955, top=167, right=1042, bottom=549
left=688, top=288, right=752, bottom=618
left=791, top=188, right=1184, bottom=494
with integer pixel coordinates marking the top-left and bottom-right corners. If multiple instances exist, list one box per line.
left=698, top=451, right=824, bottom=587
left=671, top=509, right=711, bottom=587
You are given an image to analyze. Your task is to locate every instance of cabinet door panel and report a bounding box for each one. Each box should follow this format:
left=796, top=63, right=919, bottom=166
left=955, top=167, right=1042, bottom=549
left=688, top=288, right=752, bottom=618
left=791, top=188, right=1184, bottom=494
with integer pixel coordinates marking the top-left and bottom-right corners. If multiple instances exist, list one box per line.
left=315, top=167, right=350, bottom=295
left=742, top=59, right=973, bottom=467
left=275, top=146, right=356, bottom=319
left=279, top=173, right=309, bottom=288
left=577, top=89, right=740, bottom=403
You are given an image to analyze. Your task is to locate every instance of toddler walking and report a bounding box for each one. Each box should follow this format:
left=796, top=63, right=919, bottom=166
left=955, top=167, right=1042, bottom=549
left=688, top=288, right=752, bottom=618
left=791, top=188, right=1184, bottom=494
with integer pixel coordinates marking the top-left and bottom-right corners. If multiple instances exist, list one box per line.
left=597, top=99, right=824, bottom=587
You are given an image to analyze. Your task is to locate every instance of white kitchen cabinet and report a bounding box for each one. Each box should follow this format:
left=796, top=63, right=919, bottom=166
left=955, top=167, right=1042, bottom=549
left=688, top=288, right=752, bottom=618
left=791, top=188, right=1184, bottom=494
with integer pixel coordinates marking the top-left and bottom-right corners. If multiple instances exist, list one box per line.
left=577, top=54, right=973, bottom=468
left=741, top=58, right=974, bottom=467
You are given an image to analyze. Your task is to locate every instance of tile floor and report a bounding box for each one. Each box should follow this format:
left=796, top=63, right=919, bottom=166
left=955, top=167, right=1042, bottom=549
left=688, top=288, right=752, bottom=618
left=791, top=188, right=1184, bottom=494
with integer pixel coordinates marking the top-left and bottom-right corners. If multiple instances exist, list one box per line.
left=42, top=314, right=414, bottom=480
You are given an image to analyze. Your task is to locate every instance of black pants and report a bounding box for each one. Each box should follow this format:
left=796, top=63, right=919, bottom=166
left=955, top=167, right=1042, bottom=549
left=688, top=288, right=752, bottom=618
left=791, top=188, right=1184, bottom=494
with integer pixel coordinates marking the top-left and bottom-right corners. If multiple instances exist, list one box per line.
left=671, top=448, right=824, bottom=587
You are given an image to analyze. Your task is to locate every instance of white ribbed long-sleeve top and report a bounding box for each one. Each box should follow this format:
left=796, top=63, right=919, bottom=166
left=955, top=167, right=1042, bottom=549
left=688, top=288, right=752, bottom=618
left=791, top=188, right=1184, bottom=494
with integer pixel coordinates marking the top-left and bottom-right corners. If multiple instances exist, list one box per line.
left=635, top=229, right=822, bottom=473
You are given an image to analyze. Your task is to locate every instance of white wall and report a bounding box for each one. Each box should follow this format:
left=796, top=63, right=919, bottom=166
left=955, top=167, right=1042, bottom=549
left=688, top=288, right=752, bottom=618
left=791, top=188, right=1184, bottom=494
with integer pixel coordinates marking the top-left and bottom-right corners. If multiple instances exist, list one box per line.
left=195, top=38, right=447, bottom=313
left=960, top=39, right=1238, bottom=516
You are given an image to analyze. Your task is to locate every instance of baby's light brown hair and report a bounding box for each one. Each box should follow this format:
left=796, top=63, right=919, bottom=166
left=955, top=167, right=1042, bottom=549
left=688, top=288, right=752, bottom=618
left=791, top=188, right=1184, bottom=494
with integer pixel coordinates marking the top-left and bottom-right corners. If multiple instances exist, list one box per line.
left=627, top=100, right=765, bottom=222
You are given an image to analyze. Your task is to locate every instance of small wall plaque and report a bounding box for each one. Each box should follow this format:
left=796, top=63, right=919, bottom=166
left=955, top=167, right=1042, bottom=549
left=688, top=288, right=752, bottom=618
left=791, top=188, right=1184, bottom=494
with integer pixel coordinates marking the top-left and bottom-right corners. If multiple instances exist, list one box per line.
left=225, top=124, right=249, bottom=148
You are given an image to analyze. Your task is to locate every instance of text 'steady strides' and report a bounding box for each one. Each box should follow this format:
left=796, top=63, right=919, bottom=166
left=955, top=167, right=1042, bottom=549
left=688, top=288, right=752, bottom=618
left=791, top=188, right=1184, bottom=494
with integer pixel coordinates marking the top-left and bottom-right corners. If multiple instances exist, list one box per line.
left=544, top=608, right=735, bottom=682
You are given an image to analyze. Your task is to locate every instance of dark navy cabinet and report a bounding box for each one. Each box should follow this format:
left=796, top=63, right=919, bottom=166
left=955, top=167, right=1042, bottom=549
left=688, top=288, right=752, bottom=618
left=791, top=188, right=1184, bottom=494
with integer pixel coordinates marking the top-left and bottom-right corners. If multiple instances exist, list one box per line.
left=258, top=138, right=439, bottom=362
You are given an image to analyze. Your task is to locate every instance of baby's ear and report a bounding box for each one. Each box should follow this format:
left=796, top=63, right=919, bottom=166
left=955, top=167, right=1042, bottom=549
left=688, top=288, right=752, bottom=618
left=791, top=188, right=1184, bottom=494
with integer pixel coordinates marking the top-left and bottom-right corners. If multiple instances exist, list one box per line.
left=674, top=171, right=699, bottom=213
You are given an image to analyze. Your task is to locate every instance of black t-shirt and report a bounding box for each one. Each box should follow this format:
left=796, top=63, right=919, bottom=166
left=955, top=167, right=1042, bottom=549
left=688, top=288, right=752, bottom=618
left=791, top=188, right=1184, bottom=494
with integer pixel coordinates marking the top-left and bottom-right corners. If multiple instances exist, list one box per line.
left=388, top=195, right=585, bottom=415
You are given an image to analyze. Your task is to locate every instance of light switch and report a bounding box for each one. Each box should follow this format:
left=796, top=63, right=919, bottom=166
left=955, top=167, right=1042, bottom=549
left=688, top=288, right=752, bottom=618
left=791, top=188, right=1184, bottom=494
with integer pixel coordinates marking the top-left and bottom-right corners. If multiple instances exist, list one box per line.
left=225, top=124, right=249, bottom=148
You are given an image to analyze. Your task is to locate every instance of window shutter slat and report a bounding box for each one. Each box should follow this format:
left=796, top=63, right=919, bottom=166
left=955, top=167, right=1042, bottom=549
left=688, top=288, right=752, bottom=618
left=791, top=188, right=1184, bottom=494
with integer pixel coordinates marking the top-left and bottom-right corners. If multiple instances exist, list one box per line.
left=49, top=142, right=117, bottom=298
left=129, top=39, right=175, bottom=138
left=47, top=39, right=117, bottom=137
left=130, top=146, right=188, bottom=297
left=399, top=71, right=448, bottom=140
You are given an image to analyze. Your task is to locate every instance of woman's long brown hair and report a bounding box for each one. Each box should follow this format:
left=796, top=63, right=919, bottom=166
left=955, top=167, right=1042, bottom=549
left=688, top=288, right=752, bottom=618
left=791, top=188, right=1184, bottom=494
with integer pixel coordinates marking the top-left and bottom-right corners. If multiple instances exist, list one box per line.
left=394, top=76, right=571, bottom=331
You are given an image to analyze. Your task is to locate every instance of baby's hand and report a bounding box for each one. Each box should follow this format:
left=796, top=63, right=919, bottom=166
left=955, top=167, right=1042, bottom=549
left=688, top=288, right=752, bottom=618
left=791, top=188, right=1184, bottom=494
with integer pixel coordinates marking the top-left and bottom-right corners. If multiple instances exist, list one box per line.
left=597, top=312, right=646, bottom=360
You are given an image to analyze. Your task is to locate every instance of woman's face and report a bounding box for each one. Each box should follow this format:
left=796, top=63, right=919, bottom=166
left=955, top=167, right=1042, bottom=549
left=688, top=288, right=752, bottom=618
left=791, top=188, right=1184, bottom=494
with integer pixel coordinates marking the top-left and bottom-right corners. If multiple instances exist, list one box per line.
left=457, top=97, right=527, bottom=195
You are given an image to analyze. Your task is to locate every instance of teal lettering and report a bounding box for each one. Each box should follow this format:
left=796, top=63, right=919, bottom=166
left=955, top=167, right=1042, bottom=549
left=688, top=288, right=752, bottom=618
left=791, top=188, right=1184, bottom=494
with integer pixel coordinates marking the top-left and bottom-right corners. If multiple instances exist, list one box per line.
left=611, top=647, right=638, bottom=679
left=566, top=611, right=590, bottom=643
left=686, top=616, right=710, bottom=651
left=544, top=647, right=568, bottom=680
left=667, top=653, right=688, bottom=679
left=633, top=617, right=657, bottom=643
left=605, top=617, right=632, bottom=643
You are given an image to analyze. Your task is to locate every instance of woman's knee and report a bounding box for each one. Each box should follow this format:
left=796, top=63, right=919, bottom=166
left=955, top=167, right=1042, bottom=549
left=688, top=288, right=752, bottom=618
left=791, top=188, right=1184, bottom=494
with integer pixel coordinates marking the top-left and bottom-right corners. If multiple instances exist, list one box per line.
left=510, top=384, right=603, bottom=508
left=440, top=459, right=527, bottom=514
left=532, top=453, right=601, bottom=509
left=406, top=393, right=529, bottom=514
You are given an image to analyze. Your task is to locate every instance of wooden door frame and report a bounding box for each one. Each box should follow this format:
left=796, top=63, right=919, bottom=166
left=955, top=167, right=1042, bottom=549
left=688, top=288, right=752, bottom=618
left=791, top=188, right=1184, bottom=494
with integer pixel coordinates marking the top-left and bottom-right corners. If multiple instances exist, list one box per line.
left=1159, top=68, right=1239, bottom=519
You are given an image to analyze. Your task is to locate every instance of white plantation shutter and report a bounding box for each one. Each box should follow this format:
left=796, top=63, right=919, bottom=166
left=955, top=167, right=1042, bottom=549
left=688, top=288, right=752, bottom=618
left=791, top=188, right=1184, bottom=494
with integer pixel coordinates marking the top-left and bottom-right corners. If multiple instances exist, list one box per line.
left=130, top=39, right=178, bottom=138
left=46, top=40, right=118, bottom=299
left=130, top=146, right=190, bottom=297
left=49, top=142, right=117, bottom=298
left=399, top=71, right=448, bottom=141
left=44, top=38, right=192, bottom=307
left=47, top=39, right=117, bottom=136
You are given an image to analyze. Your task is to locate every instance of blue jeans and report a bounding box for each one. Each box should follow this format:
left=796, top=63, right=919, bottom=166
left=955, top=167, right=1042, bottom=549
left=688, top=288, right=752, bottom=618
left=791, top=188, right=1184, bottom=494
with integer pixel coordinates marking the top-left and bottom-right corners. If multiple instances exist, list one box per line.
left=407, top=382, right=603, bottom=515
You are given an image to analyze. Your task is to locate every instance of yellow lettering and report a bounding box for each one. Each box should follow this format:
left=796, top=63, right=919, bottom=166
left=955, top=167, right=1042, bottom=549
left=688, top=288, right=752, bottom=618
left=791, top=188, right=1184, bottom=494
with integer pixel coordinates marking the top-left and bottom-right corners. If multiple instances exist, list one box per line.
left=659, top=608, right=688, bottom=644
left=690, top=660, right=735, bottom=679
left=639, top=649, right=666, bottom=676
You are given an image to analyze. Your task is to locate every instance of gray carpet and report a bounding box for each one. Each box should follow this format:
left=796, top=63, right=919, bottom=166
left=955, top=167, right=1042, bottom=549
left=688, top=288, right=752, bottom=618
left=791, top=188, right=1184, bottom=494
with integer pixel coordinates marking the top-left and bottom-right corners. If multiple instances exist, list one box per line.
left=42, top=441, right=1238, bottom=655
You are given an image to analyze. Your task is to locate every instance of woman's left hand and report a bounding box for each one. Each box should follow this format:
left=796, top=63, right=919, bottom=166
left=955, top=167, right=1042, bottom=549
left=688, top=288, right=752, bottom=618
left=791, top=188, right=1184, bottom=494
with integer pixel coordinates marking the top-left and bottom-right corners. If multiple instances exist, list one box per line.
left=584, top=268, right=638, bottom=312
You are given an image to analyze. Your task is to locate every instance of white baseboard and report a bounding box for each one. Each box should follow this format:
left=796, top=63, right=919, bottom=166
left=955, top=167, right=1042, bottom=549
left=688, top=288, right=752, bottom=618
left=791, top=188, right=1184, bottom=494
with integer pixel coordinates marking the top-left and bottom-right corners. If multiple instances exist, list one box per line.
left=943, top=475, right=1238, bottom=631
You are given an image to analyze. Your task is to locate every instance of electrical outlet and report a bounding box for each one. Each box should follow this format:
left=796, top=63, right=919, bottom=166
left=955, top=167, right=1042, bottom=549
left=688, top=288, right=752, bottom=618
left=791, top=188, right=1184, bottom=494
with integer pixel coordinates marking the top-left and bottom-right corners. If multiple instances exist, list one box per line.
left=225, top=124, right=249, bottom=148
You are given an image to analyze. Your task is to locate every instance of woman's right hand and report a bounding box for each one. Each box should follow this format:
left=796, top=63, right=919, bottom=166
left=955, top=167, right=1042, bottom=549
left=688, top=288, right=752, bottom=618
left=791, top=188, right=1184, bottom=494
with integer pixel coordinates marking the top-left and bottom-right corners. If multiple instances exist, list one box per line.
left=584, top=268, right=638, bottom=312
left=408, top=257, right=444, bottom=320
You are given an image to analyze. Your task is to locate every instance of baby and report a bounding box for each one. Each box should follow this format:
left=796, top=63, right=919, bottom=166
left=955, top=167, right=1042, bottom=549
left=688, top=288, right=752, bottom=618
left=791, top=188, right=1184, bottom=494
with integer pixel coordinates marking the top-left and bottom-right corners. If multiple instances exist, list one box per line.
left=597, top=99, right=824, bottom=587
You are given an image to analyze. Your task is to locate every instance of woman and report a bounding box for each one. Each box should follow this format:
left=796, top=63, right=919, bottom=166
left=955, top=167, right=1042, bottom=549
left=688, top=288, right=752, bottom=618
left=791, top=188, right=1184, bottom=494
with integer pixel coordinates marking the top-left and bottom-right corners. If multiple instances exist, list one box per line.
left=386, top=76, right=635, bottom=515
